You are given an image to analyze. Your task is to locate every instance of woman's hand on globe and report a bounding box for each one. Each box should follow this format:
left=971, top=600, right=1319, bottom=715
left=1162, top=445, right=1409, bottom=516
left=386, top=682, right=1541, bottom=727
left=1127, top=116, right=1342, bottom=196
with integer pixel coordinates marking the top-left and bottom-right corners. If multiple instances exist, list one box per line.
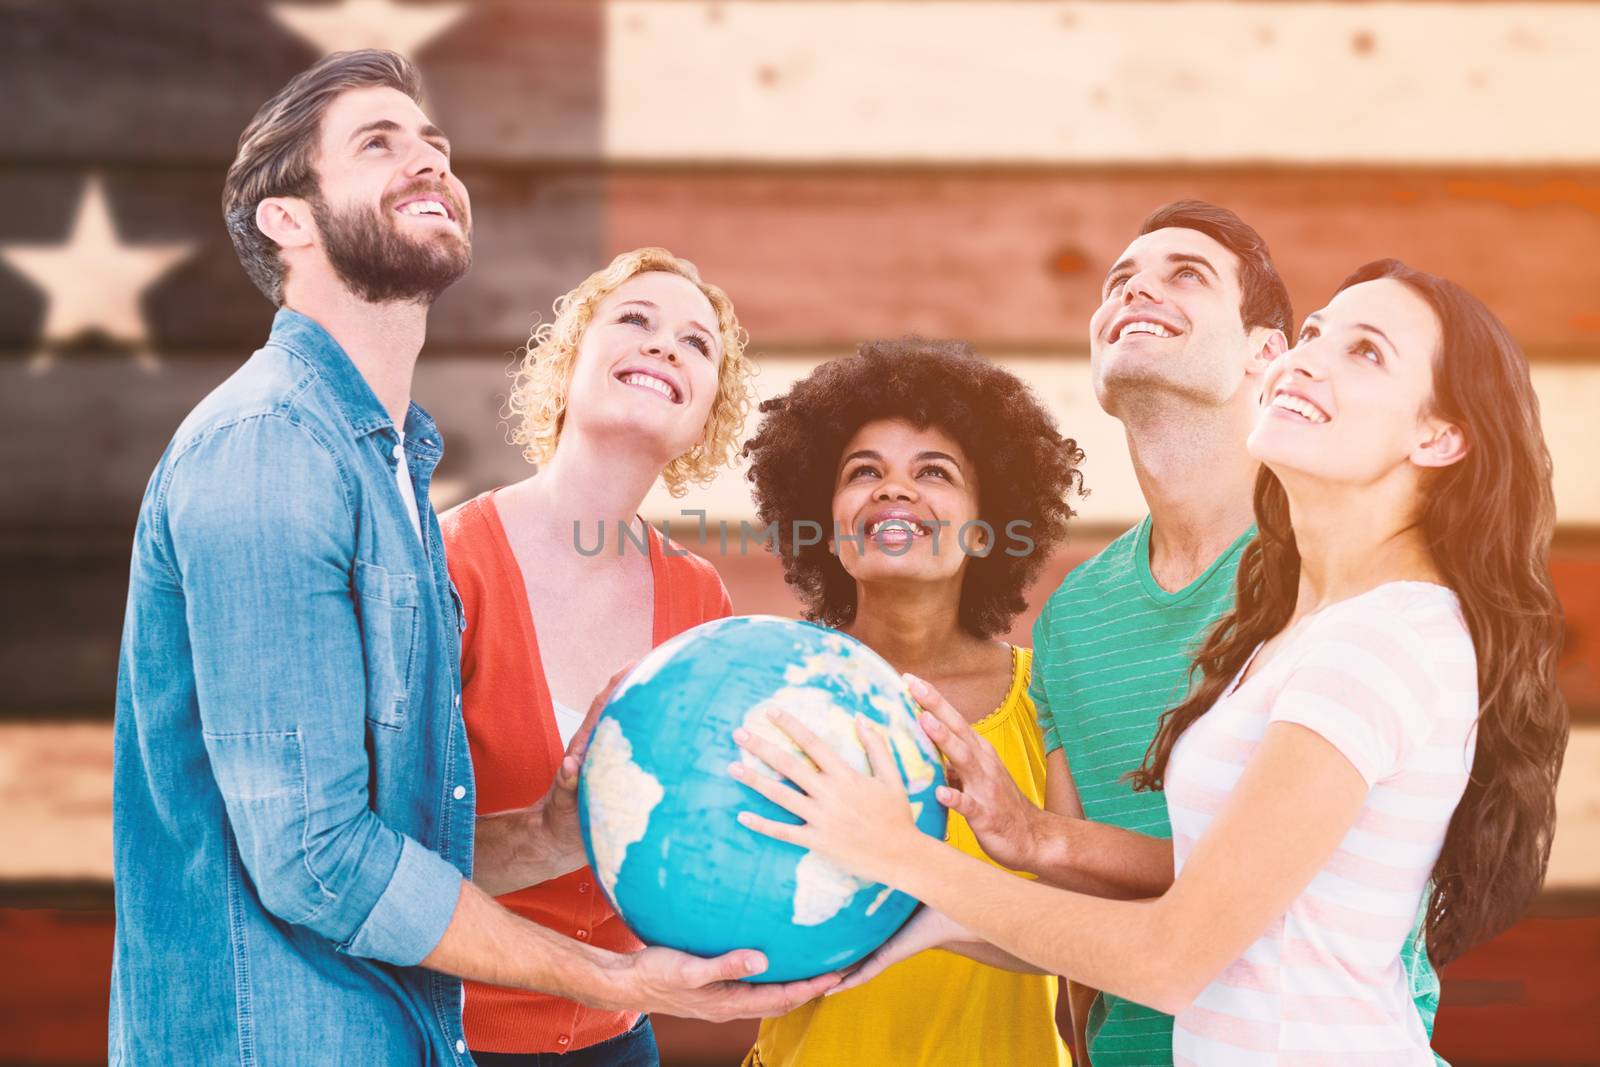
left=730, top=708, right=922, bottom=887
left=906, top=673, right=1046, bottom=873
left=622, top=945, right=841, bottom=1021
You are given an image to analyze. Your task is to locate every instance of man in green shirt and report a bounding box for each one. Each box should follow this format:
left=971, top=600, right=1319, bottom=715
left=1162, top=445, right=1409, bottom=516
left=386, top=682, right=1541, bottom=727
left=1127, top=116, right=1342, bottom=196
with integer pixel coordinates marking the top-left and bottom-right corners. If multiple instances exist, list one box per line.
left=920, top=201, right=1442, bottom=1065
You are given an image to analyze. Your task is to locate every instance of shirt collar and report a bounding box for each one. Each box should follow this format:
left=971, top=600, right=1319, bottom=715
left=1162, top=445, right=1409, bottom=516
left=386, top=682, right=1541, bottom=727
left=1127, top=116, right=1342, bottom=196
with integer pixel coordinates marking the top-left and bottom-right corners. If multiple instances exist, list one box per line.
left=268, top=307, right=402, bottom=441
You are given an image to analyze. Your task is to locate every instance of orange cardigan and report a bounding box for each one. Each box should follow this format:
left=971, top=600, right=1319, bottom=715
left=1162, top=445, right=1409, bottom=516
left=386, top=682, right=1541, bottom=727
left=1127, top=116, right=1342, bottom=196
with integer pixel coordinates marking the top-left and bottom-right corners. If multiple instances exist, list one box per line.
left=441, top=490, right=733, bottom=1054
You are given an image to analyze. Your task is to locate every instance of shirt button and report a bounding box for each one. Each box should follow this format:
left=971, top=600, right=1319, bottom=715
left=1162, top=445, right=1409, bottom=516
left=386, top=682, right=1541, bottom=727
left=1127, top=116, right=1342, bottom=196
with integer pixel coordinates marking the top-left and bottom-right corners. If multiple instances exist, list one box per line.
left=453, top=785, right=467, bottom=800
left=393, top=444, right=403, bottom=460
left=577, top=882, right=590, bottom=894
left=454, top=694, right=461, bottom=708
left=557, top=1035, right=571, bottom=1047
left=576, top=929, right=590, bottom=941
left=455, top=1039, right=466, bottom=1055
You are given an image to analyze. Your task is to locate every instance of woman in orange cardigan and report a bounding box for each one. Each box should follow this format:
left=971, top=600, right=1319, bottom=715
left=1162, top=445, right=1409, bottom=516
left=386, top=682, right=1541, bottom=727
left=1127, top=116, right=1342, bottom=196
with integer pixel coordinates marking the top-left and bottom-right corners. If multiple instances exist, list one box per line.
left=441, top=248, right=757, bottom=1065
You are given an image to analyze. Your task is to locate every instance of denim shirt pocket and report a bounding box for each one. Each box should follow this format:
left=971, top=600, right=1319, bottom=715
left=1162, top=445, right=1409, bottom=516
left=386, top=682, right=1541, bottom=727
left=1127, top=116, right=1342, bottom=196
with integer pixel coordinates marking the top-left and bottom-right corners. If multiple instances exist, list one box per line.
left=353, top=559, right=420, bottom=730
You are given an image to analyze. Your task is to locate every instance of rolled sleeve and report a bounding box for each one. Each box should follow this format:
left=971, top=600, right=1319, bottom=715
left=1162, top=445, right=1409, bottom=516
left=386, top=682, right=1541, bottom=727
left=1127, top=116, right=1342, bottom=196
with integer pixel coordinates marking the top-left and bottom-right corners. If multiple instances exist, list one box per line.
left=342, top=836, right=464, bottom=966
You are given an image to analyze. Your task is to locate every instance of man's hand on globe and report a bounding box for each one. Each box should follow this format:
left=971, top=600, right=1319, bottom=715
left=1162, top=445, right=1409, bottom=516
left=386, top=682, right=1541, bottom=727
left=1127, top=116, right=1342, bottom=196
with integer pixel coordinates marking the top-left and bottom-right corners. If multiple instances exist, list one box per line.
left=621, top=945, right=841, bottom=1021
left=908, top=673, right=1048, bottom=873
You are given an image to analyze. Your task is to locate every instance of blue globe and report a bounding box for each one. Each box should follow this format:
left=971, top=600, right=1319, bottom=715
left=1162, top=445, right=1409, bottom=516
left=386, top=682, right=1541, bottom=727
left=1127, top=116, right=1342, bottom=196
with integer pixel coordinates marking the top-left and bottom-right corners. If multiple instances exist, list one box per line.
left=577, top=615, right=948, bottom=982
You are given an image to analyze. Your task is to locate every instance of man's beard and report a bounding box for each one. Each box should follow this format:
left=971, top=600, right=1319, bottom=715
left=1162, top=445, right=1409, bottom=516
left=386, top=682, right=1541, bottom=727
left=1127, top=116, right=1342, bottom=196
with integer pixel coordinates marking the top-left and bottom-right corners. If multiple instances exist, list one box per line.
left=311, top=192, right=472, bottom=306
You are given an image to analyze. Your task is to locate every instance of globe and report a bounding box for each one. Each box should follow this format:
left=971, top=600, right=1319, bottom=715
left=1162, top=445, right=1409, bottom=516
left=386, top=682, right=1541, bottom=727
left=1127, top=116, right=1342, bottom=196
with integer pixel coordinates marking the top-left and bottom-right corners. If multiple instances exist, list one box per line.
left=576, top=615, right=948, bottom=982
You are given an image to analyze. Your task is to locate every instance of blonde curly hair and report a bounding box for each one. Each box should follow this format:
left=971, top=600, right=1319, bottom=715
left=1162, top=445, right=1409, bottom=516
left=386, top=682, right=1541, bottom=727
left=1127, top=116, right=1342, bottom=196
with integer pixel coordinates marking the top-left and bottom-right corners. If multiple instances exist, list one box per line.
left=506, top=248, right=754, bottom=497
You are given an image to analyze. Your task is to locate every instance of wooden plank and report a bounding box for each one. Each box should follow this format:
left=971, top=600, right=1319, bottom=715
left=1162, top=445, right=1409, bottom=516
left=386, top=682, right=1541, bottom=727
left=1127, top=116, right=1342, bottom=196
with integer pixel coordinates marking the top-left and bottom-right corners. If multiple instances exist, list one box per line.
left=605, top=170, right=1600, bottom=355
left=7, top=354, right=1599, bottom=533
left=0, top=169, right=604, bottom=352
left=1432, top=917, right=1600, bottom=1065
left=8, top=169, right=1600, bottom=355
left=3, top=718, right=1598, bottom=886
left=2, top=905, right=1593, bottom=1065
left=605, top=1, right=1600, bottom=164
left=0, top=0, right=602, bottom=164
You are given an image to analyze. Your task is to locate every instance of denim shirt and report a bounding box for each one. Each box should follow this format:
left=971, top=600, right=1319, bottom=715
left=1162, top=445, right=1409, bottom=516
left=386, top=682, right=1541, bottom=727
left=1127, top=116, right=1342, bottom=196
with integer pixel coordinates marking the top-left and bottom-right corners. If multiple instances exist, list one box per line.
left=110, top=309, right=476, bottom=1065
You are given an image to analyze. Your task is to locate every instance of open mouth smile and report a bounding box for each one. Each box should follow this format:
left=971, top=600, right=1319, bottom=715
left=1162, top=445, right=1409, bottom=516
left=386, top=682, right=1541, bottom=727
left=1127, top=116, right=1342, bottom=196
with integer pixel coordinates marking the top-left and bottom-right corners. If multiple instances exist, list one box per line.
left=392, top=196, right=457, bottom=223
left=1110, top=313, right=1183, bottom=343
left=1269, top=388, right=1331, bottom=424
left=615, top=368, right=683, bottom=404
left=862, top=510, right=934, bottom=545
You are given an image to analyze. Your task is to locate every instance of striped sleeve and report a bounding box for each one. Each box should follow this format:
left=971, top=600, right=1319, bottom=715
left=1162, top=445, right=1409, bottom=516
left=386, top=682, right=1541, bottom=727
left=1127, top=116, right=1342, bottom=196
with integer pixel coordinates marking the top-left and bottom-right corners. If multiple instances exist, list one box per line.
left=1267, top=613, right=1438, bottom=787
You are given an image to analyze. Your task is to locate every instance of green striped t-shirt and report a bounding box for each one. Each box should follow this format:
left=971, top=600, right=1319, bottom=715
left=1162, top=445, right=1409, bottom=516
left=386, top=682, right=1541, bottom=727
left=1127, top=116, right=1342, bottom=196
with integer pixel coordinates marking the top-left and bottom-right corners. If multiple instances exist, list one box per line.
left=1030, top=516, right=1442, bottom=1066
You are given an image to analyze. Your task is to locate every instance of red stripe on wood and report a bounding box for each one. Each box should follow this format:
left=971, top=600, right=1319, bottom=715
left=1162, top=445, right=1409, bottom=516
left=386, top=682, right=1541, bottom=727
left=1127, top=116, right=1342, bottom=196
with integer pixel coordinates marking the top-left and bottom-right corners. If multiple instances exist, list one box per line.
left=606, top=171, right=1600, bottom=353
left=6, top=907, right=1593, bottom=1065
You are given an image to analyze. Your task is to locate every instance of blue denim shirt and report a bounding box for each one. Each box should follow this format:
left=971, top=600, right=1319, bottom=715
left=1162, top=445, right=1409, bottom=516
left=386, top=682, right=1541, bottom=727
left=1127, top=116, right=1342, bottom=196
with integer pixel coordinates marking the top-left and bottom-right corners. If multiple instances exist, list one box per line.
left=110, top=309, right=476, bottom=1065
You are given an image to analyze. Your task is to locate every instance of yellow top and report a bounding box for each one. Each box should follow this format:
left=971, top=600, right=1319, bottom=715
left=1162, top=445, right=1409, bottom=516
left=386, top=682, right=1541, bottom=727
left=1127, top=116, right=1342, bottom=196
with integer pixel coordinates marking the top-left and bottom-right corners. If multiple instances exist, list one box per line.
left=747, top=646, right=1070, bottom=1067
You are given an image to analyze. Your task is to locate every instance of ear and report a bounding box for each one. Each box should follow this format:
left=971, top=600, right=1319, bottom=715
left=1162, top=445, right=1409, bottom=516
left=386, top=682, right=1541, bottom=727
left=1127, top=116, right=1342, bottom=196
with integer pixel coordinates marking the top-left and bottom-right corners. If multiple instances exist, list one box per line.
left=1411, top=417, right=1469, bottom=469
left=1244, top=326, right=1288, bottom=376
left=255, top=196, right=316, bottom=251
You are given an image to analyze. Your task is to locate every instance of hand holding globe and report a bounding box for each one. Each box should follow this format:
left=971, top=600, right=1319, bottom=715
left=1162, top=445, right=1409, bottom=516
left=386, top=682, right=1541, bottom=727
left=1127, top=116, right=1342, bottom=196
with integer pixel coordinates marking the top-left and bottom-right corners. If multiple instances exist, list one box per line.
left=577, top=616, right=951, bottom=982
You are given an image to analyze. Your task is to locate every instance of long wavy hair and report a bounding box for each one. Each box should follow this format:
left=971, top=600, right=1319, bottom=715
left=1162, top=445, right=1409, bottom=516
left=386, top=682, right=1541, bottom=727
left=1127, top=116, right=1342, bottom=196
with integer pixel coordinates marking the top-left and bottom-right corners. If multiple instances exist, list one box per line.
left=1130, top=259, right=1568, bottom=965
left=506, top=247, right=753, bottom=497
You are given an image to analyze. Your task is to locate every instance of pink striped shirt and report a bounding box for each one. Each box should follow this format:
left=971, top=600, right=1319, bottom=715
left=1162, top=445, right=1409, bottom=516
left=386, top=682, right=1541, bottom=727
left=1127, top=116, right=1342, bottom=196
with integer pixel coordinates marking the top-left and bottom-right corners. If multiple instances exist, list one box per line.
left=1165, top=581, right=1477, bottom=1065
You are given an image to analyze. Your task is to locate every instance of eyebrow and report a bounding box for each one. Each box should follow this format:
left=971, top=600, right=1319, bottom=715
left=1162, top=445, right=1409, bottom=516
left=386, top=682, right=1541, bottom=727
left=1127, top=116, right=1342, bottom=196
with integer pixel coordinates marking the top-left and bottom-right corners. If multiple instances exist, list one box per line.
left=348, top=118, right=451, bottom=155
left=1355, top=321, right=1398, bottom=357
left=1302, top=313, right=1400, bottom=357
left=838, top=449, right=963, bottom=469
left=614, top=299, right=716, bottom=341
left=1103, top=252, right=1220, bottom=288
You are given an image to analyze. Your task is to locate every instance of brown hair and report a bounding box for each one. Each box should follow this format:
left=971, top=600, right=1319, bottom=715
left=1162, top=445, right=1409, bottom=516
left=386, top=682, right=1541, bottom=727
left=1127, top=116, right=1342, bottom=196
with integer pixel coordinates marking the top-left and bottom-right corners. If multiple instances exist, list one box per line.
left=1130, top=259, right=1567, bottom=966
left=222, top=50, right=422, bottom=305
left=1139, top=200, right=1294, bottom=337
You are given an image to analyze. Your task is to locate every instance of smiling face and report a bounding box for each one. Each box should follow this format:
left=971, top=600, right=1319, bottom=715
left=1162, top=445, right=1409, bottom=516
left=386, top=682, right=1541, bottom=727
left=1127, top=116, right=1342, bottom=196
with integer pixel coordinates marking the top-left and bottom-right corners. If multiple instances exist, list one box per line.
left=1249, top=277, right=1463, bottom=486
left=307, top=85, right=472, bottom=303
left=1088, top=226, right=1259, bottom=415
left=830, top=418, right=983, bottom=587
left=562, top=270, right=724, bottom=461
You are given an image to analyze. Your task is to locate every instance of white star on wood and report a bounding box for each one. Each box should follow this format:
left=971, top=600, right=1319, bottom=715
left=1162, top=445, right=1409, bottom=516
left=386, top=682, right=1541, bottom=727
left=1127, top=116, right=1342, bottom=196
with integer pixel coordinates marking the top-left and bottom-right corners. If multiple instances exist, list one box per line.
left=271, top=0, right=469, bottom=57
left=0, top=178, right=194, bottom=351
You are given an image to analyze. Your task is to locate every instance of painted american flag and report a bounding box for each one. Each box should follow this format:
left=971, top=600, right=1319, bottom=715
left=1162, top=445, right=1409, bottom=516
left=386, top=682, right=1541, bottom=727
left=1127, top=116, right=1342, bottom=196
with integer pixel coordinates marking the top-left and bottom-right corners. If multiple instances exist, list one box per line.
left=1, top=2, right=1597, bottom=1062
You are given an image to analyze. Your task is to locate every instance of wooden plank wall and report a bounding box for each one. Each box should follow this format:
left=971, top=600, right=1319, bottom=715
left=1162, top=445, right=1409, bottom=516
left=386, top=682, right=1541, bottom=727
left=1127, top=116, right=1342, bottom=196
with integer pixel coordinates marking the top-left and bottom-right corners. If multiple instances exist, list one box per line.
left=2, top=2, right=1598, bottom=1064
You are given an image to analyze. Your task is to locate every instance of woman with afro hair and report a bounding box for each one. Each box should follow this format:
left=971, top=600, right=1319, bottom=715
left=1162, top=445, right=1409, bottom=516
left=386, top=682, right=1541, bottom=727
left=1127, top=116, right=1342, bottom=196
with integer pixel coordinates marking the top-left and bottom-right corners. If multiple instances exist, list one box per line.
left=740, top=337, right=1085, bottom=1067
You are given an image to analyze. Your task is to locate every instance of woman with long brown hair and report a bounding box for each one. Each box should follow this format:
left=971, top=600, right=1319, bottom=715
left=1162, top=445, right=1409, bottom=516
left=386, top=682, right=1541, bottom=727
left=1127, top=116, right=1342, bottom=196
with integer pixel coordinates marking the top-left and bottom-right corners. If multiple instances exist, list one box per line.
left=726, top=260, right=1568, bottom=1065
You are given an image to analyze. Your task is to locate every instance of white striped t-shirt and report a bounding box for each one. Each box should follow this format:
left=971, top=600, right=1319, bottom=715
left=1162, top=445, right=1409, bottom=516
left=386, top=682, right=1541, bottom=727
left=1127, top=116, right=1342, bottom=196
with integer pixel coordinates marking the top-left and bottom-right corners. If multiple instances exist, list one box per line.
left=1165, top=581, right=1477, bottom=1066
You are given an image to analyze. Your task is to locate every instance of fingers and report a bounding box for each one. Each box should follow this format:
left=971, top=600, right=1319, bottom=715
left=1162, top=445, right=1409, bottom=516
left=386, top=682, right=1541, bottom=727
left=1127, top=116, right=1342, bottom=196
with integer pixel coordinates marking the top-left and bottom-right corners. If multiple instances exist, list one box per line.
left=904, top=673, right=966, bottom=734
left=734, top=808, right=807, bottom=845
left=680, top=947, right=769, bottom=988
left=733, top=725, right=823, bottom=792
left=765, top=971, right=842, bottom=1013
left=831, top=948, right=894, bottom=993
left=728, top=759, right=812, bottom=818
left=548, top=755, right=581, bottom=809
left=765, top=709, right=850, bottom=776
left=935, top=784, right=978, bottom=819
left=855, top=715, right=902, bottom=787
left=918, top=710, right=977, bottom=770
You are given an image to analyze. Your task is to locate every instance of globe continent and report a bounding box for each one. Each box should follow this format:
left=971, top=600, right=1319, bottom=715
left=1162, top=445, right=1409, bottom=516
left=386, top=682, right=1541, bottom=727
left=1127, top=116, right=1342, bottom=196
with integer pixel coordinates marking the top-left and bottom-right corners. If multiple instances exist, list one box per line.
left=577, top=615, right=947, bottom=982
